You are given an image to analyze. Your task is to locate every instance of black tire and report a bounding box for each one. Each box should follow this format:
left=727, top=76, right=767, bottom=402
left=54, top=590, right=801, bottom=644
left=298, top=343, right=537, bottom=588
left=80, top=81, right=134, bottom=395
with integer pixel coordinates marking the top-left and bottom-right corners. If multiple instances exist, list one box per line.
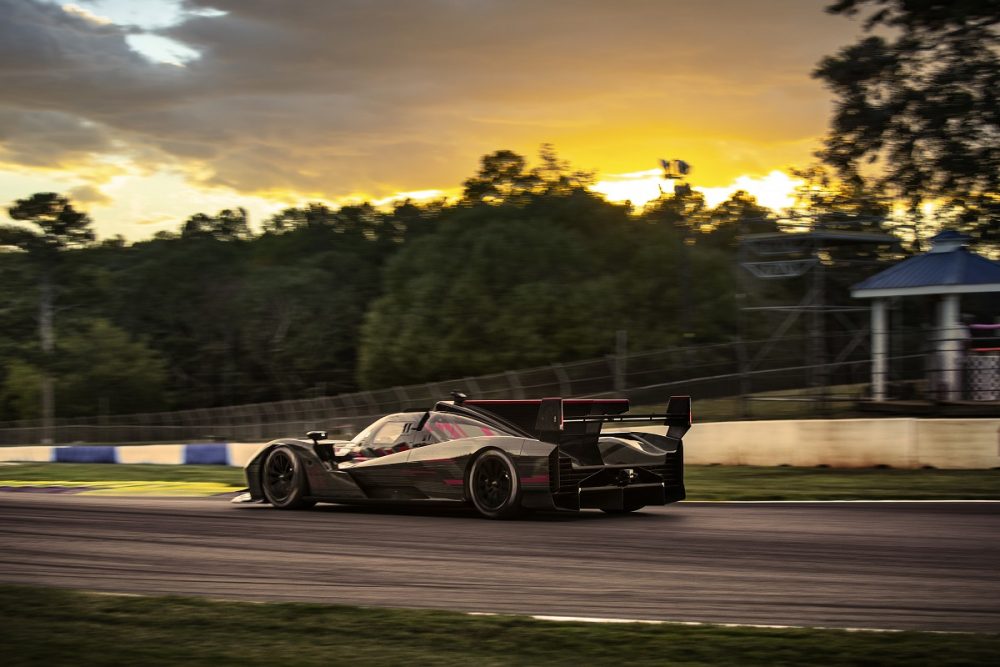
left=262, top=446, right=315, bottom=510
left=468, top=449, right=522, bottom=519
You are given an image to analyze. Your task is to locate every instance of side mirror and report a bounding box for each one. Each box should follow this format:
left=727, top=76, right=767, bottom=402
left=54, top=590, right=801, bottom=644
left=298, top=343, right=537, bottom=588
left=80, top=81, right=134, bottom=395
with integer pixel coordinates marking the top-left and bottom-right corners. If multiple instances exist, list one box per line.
left=306, top=430, right=328, bottom=443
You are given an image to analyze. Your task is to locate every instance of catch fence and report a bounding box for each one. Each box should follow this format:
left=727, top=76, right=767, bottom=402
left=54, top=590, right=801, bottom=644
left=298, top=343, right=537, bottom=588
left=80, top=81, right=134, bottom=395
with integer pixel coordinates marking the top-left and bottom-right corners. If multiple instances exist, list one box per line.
left=0, top=328, right=994, bottom=446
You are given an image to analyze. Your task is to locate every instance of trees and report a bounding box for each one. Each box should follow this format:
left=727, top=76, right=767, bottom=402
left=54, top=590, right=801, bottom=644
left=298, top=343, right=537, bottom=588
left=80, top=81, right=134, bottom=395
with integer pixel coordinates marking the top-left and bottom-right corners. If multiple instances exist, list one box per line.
left=699, top=190, right=779, bottom=248
left=357, top=207, right=614, bottom=387
left=2, top=319, right=167, bottom=419
left=356, top=163, right=746, bottom=388
left=181, top=207, right=252, bottom=241
left=814, top=0, right=1000, bottom=248
left=0, top=147, right=782, bottom=416
left=641, top=187, right=708, bottom=234
left=788, top=165, right=894, bottom=239
left=460, top=145, right=593, bottom=205
left=0, top=193, right=94, bottom=440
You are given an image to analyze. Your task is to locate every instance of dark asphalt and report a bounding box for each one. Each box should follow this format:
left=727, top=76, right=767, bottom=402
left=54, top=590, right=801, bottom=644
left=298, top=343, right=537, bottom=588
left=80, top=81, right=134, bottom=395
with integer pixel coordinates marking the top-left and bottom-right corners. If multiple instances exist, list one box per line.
left=0, top=494, right=998, bottom=632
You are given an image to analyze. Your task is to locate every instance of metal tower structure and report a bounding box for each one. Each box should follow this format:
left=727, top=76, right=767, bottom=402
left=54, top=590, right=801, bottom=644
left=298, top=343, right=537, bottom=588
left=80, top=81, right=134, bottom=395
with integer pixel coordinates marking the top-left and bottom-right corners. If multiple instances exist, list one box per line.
left=737, top=211, right=899, bottom=411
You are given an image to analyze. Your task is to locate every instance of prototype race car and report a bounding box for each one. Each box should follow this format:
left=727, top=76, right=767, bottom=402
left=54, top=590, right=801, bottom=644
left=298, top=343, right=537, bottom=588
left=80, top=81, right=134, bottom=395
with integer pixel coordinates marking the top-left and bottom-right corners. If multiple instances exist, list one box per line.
left=240, top=393, right=691, bottom=519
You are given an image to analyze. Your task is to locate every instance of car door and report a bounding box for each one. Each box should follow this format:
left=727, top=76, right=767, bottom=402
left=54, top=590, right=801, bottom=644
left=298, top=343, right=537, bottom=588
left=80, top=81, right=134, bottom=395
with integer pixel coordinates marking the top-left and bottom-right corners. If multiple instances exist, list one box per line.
left=347, top=417, right=425, bottom=499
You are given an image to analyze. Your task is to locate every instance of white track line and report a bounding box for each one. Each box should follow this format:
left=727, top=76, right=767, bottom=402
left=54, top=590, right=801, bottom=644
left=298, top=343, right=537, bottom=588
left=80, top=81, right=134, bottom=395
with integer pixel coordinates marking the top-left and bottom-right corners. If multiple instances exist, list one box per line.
left=78, top=592, right=967, bottom=635
left=470, top=612, right=972, bottom=635
left=683, top=500, right=1000, bottom=504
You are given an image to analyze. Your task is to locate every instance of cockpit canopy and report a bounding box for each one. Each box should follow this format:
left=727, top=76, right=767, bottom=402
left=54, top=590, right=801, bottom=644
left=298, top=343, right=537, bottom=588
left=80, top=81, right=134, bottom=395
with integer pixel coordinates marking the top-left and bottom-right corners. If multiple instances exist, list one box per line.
left=347, top=411, right=513, bottom=457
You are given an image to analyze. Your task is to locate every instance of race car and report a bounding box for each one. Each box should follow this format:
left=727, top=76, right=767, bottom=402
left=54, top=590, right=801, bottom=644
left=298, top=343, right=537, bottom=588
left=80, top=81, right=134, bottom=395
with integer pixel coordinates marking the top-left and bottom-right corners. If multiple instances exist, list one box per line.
left=239, top=393, right=690, bottom=519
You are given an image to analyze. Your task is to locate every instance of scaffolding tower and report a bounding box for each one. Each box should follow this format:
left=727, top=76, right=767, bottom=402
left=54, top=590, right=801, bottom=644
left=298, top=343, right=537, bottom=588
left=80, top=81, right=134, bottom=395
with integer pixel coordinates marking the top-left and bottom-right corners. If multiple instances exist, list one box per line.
left=737, top=212, right=899, bottom=413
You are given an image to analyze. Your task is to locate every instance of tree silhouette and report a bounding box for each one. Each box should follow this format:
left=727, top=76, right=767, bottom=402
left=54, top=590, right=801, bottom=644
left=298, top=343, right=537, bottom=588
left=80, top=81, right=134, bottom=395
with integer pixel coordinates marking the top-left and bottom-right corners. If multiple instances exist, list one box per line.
left=461, top=146, right=593, bottom=205
left=814, top=0, right=999, bottom=248
left=0, top=193, right=94, bottom=441
left=181, top=207, right=252, bottom=241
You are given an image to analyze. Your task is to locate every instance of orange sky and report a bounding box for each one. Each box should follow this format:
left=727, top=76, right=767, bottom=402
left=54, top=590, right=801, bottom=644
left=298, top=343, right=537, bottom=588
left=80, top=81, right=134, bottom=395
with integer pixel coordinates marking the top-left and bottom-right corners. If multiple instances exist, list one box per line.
left=0, top=0, right=865, bottom=239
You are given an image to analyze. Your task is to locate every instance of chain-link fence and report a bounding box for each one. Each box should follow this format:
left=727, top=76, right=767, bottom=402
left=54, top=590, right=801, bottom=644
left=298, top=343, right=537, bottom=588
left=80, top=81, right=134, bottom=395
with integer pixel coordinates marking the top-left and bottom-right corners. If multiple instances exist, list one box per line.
left=0, top=329, right=995, bottom=446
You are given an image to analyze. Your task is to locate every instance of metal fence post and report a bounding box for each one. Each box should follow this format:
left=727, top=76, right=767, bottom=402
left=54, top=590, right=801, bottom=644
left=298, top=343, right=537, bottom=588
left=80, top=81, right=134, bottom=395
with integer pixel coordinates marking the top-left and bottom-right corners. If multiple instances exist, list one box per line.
left=392, top=386, right=409, bottom=410
left=614, top=329, right=627, bottom=393
left=504, top=371, right=525, bottom=399
left=463, top=377, right=482, bottom=398
left=552, top=364, right=571, bottom=397
left=360, top=391, right=378, bottom=413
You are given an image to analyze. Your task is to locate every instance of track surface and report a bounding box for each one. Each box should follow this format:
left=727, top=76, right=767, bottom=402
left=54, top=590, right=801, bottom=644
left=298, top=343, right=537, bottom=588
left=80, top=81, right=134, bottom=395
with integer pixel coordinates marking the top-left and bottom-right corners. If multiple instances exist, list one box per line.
left=0, top=494, right=998, bottom=632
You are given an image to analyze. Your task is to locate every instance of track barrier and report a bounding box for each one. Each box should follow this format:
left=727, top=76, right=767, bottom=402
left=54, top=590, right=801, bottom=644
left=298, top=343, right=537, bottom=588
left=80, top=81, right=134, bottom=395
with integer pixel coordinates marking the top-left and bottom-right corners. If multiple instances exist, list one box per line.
left=2, top=418, right=998, bottom=469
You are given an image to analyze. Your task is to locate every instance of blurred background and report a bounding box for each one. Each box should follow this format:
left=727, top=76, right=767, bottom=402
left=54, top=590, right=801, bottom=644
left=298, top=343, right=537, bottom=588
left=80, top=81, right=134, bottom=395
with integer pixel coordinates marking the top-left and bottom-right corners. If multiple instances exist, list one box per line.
left=0, top=0, right=997, bottom=445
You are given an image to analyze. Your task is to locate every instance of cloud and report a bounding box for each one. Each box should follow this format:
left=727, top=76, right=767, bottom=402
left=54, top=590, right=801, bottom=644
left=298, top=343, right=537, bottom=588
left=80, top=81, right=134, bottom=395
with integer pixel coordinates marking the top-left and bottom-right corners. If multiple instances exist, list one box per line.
left=67, top=183, right=111, bottom=205
left=0, top=109, right=115, bottom=167
left=60, top=3, right=112, bottom=25
left=0, top=0, right=860, bottom=205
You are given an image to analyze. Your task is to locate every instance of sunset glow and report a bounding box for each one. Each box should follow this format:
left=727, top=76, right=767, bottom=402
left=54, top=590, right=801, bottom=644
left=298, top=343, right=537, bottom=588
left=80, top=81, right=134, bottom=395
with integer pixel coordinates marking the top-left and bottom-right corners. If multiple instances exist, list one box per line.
left=591, top=169, right=803, bottom=211
left=1, top=0, right=863, bottom=239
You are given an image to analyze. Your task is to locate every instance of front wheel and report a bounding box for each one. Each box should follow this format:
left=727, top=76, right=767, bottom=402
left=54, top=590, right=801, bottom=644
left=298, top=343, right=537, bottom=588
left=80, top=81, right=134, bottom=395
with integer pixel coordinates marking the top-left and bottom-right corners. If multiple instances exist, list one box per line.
left=262, top=446, right=315, bottom=510
left=468, top=450, right=522, bottom=519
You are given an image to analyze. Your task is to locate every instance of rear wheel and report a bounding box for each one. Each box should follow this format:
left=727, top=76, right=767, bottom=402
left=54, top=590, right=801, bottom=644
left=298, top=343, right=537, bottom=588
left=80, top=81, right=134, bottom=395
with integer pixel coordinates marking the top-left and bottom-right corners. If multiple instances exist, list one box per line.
left=468, top=450, right=522, bottom=519
left=262, top=446, right=314, bottom=510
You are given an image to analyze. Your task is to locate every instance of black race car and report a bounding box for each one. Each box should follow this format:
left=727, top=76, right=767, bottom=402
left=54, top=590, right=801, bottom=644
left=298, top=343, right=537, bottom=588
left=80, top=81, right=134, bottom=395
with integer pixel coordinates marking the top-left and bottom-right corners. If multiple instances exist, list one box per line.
left=239, top=394, right=690, bottom=519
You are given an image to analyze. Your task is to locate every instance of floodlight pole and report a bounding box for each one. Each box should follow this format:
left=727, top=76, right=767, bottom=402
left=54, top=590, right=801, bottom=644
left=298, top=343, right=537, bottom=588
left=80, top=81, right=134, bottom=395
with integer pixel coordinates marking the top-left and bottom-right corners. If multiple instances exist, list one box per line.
left=660, top=159, right=694, bottom=339
left=809, top=237, right=828, bottom=411
left=39, top=275, right=55, bottom=446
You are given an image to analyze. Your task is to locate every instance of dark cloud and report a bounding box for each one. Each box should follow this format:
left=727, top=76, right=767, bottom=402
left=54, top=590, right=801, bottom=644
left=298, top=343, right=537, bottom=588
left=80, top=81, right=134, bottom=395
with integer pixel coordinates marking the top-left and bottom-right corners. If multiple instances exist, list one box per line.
left=0, top=109, right=113, bottom=167
left=0, top=0, right=186, bottom=113
left=0, top=0, right=860, bottom=197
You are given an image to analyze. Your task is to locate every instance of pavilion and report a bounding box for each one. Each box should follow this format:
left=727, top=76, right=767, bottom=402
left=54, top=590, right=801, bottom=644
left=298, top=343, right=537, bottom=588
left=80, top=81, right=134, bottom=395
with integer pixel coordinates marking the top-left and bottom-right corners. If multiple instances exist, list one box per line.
left=851, top=231, right=1000, bottom=402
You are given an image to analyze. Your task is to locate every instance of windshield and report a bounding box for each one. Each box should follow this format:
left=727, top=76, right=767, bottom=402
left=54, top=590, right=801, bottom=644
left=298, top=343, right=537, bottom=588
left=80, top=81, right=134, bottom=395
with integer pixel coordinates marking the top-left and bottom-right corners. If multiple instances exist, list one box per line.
left=349, top=416, right=392, bottom=444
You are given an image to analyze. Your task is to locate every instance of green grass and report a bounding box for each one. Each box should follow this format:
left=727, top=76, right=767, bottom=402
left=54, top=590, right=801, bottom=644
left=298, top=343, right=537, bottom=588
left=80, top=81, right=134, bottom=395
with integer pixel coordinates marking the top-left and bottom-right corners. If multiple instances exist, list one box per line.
left=0, top=586, right=996, bottom=667
left=2, top=462, right=998, bottom=501
left=685, top=465, right=1000, bottom=501
left=0, top=462, right=245, bottom=485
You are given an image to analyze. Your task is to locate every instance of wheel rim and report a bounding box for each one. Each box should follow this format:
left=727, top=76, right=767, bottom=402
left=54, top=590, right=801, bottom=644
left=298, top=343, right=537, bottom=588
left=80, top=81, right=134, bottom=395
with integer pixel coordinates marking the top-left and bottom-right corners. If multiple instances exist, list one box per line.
left=265, top=450, right=295, bottom=502
left=472, top=455, right=512, bottom=512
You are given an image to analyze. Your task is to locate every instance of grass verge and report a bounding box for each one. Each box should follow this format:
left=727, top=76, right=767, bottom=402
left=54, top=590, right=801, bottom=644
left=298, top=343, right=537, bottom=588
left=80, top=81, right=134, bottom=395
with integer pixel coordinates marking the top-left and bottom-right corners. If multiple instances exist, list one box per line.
left=685, top=465, right=1000, bottom=501
left=1, top=585, right=997, bottom=667
left=0, top=462, right=245, bottom=485
left=0, top=462, right=245, bottom=496
left=1, top=462, right=998, bottom=500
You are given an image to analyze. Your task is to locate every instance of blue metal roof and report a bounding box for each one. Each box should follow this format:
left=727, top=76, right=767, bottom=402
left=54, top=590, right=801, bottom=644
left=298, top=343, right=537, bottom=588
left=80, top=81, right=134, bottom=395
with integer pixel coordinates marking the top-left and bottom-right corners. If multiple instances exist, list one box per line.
left=853, top=233, right=1000, bottom=294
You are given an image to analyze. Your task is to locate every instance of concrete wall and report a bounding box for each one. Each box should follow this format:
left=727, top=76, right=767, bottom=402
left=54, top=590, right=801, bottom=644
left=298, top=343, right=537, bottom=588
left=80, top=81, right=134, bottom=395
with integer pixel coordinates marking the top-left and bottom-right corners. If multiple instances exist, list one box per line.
left=0, top=442, right=266, bottom=467
left=629, top=418, right=1000, bottom=469
left=1, top=419, right=998, bottom=469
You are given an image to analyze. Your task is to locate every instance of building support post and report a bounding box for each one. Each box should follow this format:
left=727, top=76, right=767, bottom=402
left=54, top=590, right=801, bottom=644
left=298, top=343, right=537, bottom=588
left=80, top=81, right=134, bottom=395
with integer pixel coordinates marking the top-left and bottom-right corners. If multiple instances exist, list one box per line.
left=871, top=298, right=888, bottom=401
left=938, top=294, right=963, bottom=400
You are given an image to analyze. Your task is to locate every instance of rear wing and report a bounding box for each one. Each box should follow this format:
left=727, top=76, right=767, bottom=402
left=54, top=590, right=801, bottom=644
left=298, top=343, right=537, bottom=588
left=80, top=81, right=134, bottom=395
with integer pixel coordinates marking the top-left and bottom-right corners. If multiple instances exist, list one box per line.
left=463, top=396, right=692, bottom=444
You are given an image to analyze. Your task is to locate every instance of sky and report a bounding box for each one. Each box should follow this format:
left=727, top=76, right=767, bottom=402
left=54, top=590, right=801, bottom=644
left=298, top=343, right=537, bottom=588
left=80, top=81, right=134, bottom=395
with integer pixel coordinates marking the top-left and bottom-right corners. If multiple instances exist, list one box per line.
left=0, top=0, right=867, bottom=240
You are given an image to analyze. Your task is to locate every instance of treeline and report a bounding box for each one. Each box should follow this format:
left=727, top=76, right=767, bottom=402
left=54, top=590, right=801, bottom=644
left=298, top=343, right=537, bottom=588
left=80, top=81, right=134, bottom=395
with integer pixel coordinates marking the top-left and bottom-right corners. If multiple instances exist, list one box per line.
left=1, top=149, right=874, bottom=420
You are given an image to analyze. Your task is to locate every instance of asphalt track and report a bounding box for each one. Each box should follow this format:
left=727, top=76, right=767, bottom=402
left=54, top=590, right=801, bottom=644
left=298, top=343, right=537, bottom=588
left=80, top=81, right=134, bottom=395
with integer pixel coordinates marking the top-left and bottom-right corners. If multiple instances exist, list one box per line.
left=0, top=494, right=998, bottom=633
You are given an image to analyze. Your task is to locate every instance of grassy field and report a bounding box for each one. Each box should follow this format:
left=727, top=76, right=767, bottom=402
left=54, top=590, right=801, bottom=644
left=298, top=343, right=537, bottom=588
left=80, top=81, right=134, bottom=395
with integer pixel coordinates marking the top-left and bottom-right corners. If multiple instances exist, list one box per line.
left=1, top=462, right=998, bottom=500
left=0, top=462, right=245, bottom=496
left=0, top=462, right=245, bottom=485
left=685, top=465, right=1000, bottom=500
left=1, top=585, right=997, bottom=667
